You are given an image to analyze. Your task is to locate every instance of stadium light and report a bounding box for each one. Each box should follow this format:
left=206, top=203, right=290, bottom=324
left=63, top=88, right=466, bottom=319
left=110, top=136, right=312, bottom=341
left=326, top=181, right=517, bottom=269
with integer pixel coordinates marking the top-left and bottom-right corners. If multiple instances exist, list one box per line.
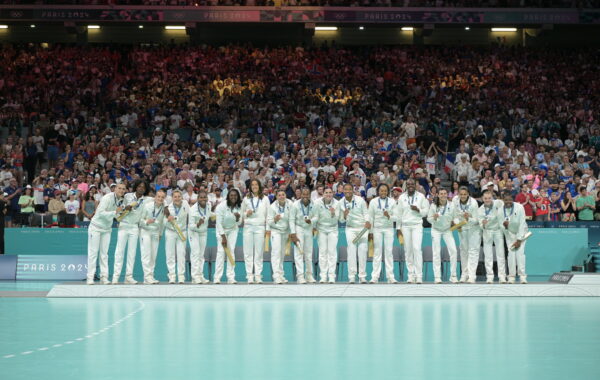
left=491, top=27, right=517, bottom=32
left=465, top=27, right=470, bottom=30
left=0, top=25, right=8, bottom=29
left=401, top=27, right=414, bottom=31
left=138, top=25, right=144, bottom=29
left=30, top=24, right=36, bottom=28
left=315, top=26, right=337, bottom=31
left=87, top=25, right=100, bottom=29
left=359, top=26, right=365, bottom=30
left=165, top=26, right=186, bottom=30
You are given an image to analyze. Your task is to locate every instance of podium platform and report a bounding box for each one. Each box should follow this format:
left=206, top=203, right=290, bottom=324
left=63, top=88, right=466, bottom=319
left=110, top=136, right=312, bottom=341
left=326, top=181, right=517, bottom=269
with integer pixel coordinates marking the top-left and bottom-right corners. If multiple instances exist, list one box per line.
left=47, top=281, right=600, bottom=298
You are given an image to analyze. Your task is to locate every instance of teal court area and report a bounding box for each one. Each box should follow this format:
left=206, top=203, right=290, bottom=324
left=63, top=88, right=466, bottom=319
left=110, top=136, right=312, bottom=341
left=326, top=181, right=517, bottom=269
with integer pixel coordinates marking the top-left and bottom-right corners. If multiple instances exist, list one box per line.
left=1, top=287, right=600, bottom=380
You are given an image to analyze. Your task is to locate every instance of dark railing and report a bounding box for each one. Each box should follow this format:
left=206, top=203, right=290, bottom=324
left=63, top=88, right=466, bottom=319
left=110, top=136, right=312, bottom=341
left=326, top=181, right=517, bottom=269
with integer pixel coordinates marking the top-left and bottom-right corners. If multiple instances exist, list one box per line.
left=0, top=1, right=598, bottom=8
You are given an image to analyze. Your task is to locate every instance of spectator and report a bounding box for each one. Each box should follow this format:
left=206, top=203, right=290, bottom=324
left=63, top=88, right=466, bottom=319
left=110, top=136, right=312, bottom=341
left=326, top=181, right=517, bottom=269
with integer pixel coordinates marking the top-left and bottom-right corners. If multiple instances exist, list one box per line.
left=576, top=186, right=595, bottom=221
left=18, top=186, right=35, bottom=226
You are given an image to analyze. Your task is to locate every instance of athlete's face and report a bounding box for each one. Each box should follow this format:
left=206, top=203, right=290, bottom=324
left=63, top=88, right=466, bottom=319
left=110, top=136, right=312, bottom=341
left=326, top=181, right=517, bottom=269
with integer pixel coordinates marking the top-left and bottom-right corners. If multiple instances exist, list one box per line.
left=115, top=184, right=126, bottom=197
left=378, top=186, right=388, bottom=199
left=459, top=189, right=469, bottom=203
left=155, top=191, right=166, bottom=205
left=198, top=193, right=208, bottom=207
left=173, top=192, right=182, bottom=205
left=483, top=193, right=493, bottom=206
left=323, top=188, right=333, bottom=201
left=301, top=189, right=311, bottom=204
left=438, top=189, right=448, bottom=203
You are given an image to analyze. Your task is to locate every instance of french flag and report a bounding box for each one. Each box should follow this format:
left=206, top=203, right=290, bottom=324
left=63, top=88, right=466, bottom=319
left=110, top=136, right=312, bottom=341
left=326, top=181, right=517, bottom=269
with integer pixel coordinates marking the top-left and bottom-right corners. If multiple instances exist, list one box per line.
left=444, top=154, right=455, bottom=174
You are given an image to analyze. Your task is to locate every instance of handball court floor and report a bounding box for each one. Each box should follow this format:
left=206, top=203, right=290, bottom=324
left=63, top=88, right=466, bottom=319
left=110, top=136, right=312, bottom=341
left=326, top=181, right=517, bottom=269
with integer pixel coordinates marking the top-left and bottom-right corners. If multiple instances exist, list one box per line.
left=1, top=280, right=600, bottom=380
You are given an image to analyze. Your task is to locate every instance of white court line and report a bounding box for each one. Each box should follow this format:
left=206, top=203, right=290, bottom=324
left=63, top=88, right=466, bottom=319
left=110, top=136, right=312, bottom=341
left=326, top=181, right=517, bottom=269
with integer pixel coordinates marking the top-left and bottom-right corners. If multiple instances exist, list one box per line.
left=2, top=299, right=145, bottom=359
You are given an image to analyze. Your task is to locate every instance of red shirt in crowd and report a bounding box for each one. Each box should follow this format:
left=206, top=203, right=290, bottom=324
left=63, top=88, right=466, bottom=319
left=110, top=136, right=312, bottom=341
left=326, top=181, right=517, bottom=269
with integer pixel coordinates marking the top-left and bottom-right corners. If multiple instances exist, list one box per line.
left=515, top=191, right=534, bottom=217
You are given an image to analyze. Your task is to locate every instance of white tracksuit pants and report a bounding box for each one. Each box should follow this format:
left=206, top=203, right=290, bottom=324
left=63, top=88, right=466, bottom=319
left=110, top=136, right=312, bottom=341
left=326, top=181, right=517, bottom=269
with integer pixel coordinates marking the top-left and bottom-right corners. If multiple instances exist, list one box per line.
left=318, top=230, right=338, bottom=281
left=431, top=228, right=458, bottom=281
left=401, top=224, right=424, bottom=281
left=214, top=229, right=237, bottom=282
left=243, top=225, right=265, bottom=280
left=165, top=229, right=186, bottom=282
left=346, top=227, right=368, bottom=281
left=271, top=231, right=288, bottom=281
left=113, top=227, right=139, bottom=281
left=458, top=228, right=482, bottom=281
left=504, top=232, right=527, bottom=281
left=140, top=229, right=160, bottom=281
left=294, top=228, right=314, bottom=280
left=188, top=232, right=208, bottom=281
left=371, top=228, right=395, bottom=282
left=87, top=225, right=111, bottom=281
left=482, top=229, right=506, bottom=281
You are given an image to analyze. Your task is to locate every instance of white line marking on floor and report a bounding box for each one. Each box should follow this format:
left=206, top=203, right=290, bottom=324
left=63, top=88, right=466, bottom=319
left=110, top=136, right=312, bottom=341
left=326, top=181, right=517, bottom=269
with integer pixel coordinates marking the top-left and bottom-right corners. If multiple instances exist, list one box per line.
left=2, top=299, right=145, bottom=360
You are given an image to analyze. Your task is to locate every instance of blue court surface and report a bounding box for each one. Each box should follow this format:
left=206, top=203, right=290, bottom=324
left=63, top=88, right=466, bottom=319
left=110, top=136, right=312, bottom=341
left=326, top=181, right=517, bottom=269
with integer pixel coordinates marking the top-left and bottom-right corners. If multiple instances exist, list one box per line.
left=1, top=286, right=600, bottom=380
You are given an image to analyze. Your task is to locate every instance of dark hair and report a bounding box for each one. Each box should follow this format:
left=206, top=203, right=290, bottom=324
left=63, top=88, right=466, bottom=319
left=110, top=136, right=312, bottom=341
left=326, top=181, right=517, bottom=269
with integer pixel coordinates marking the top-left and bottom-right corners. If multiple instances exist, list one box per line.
left=459, top=186, right=470, bottom=193
left=247, top=179, right=264, bottom=199
left=376, top=183, right=390, bottom=195
left=227, top=188, right=242, bottom=208
left=156, top=188, right=167, bottom=195
left=501, top=190, right=513, bottom=199
left=481, top=189, right=494, bottom=197
left=434, top=188, right=448, bottom=208
left=132, top=179, right=149, bottom=196
left=198, top=189, right=207, bottom=197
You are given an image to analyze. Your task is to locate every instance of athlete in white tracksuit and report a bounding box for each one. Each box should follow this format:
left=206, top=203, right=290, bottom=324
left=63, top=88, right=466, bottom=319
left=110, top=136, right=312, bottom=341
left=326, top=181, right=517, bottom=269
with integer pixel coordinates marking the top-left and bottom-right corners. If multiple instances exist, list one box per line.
left=112, top=180, right=148, bottom=284
left=499, top=192, right=529, bottom=284
left=214, top=188, right=243, bottom=284
left=187, top=190, right=212, bottom=284
left=164, top=191, right=190, bottom=284
left=368, top=184, right=397, bottom=283
left=426, top=188, right=459, bottom=283
left=478, top=191, right=507, bottom=283
left=314, top=188, right=339, bottom=283
left=241, top=180, right=269, bottom=283
left=452, top=187, right=481, bottom=283
left=87, top=184, right=126, bottom=285
left=289, top=188, right=318, bottom=284
left=339, top=183, right=371, bottom=284
left=267, top=190, right=293, bottom=284
left=396, top=179, right=429, bottom=284
left=139, top=190, right=166, bottom=284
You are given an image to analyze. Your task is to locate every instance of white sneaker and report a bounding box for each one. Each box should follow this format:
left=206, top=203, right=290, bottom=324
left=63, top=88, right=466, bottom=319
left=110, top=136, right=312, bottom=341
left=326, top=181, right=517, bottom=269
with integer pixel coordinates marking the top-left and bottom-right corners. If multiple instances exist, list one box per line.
left=227, top=279, right=237, bottom=284
left=168, top=279, right=175, bottom=284
left=281, top=278, right=289, bottom=283
left=306, top=276, right=317, bottom=284
left=328, top=280, right=335, bottom=284
left=255, top=277, right=263, bottom=284
left=247, top=278, right=255, bottom=284
left=387, top=279, right=398, bottom=284
left=348, top=279, right=356, bottom=284
left=499, top=277, right=507, bottom=284
left=450, top=277, right=458, bottom=284
left=434, top=278, right=442, bottom=284
left=86, top=279, right=94, bottom=285
left=297, top=277, right=307, bottom=284
left=459, top=276, right=467, bottom=283
left=520, top=278, right=528, bottom=284
left=111, top=278, right=119, bottom=285
left=406, top=278, right=415, bottom=284
left=125, top=277, right=137, bottom=285
left=192, top=278, right=203, bottom=284
left=201, top=277, right=210, bottom=284
left=274, top=278, right=283, bottom=284
left=369, top=278, right=379, bottom=284
left=486, top=279, right=494, bottom=284
left=319, top=278, right=327, bottom=284
left=213, top=280, right=221, bottom=284
left=359, top=279, right=367, bottom=284
left=467, top=279, right=476, bottom=284
left=101, top=278, right=110, bottom=285
left=508, top=278, right=515, bottom=284
left=415, top=278, right=423, bottom=284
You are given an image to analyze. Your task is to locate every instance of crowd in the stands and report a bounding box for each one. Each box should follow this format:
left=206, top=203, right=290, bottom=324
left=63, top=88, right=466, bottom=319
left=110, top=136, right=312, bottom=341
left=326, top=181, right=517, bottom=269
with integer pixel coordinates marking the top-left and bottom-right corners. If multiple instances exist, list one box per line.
left=0, top=43, right=599, bottom=227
